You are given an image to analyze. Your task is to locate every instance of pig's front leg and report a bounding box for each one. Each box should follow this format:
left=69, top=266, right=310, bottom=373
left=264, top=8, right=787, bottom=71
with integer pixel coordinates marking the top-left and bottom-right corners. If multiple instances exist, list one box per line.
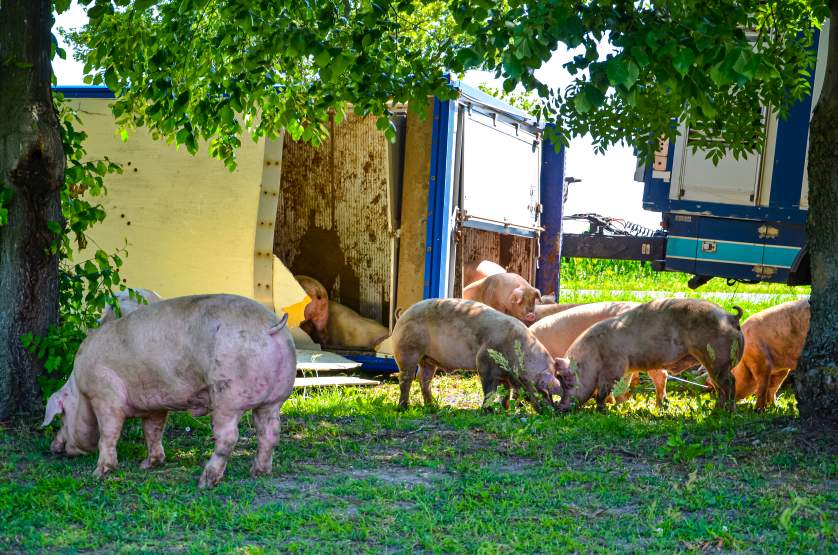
left=647, top=370, right=669, bottom=407
left=250, top=402, right=281, bottom=477
left=476, top=349, right=505, bottom=411
left=199, top=410, right=242, bottom=488
left=140, top=411, right=168, bottom=469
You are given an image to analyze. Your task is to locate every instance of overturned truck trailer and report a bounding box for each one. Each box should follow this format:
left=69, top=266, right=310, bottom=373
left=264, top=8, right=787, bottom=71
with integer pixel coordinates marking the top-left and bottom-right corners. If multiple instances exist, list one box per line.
left=58, top=81, right=564, bottom=371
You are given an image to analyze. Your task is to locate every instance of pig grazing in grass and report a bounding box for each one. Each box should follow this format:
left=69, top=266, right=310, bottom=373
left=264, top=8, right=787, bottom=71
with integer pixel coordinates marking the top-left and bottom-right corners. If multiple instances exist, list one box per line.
left=732, top=299, right=809, bottom=410
left=391, top=298, right=573, bottom=412
left=43, top=294, right=297, bottom=488
left=557, top=298, right=743, bottom=412
left=530, top=301, right=673, bottom=405
left=462, top=272, right=541, bottom=325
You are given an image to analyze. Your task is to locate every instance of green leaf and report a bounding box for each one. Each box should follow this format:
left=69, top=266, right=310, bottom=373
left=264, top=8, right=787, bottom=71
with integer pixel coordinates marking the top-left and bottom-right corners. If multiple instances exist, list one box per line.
left=573, top=91, right=591, bottom=114
left=673, top=48, right=695, bottom=77
left=606, top=57, right=639, bottom=89
left=455, top=47, right=481, bottom=69
left=630, top=46, right=650, bottom=68
left=314, top=49, right=331, bottom=68
left=53, top=0, right=72, bottom=13
left=103, top=68, right=118, bottom=91
left=133, top=0, right=158, bottom=10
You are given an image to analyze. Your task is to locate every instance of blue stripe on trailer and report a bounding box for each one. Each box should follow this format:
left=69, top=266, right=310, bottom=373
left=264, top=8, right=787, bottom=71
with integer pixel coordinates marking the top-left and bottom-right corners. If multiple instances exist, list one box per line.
left=423, top=97, right=456, bottom=299
left=666, top=236, right=699, bottom=259
left=697, top=241, right=764, bottom=266
left=763, top=245, right=801, bottom=268
left=53, top=85, right=115, bottom=98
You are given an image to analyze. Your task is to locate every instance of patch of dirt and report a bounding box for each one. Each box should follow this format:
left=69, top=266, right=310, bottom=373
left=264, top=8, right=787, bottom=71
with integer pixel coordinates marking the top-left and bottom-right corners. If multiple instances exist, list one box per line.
left=345, top=465, right=451, bottom=488
left=249, top=462, right=451, bottom=510
left=488, top=457, right=538, bottom=474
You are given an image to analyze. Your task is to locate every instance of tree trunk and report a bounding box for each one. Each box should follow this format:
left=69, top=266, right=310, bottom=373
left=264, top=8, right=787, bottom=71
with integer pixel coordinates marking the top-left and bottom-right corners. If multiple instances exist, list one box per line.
left=796, top=5, right=838, bottom=424
left=0, top=1, right=64, bottom=421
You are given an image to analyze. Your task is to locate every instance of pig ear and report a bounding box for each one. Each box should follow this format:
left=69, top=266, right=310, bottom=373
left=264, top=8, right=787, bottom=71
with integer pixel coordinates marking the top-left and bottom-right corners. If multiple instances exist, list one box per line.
left=510, top=287, right=524, bottom=305
left=42, top=390, right=66, bottom=428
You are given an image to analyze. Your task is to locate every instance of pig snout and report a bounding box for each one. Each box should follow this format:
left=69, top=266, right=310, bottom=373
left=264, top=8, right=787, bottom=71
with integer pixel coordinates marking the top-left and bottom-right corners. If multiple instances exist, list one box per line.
left=525, top=312, right=536, bottom=324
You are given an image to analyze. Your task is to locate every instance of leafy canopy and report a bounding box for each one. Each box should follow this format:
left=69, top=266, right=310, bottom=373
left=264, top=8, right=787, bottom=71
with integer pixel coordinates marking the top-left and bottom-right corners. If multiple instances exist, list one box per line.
left=69, top=0, right=462, bottom=169
left=69, top=1, right=828, bottom=164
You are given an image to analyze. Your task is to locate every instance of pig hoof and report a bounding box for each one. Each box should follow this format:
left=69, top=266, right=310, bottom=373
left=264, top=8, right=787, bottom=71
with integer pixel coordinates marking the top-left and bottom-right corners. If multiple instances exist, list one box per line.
left=140, top=456, right=164, bottom=470
left=396, top=403, right=409, bottom=413
left=250, top=462, right=272, bottom=477
left=93, top=464, right=115, bottom=478
left=198, top=469, right=222, bottom=488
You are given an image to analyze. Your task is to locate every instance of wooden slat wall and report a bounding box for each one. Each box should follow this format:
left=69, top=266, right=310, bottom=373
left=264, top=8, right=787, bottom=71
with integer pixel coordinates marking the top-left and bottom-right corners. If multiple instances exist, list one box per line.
left=274, top=114, right=391, bottom=323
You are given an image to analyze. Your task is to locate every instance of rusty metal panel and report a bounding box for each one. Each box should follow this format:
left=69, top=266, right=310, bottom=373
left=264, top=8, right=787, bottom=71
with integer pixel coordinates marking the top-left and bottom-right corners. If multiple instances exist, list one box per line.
left=395, top=101, right=434, bottom=315
left=274, top=114, right=391, bottom=323
left=453, top=227, right=537, bottom=296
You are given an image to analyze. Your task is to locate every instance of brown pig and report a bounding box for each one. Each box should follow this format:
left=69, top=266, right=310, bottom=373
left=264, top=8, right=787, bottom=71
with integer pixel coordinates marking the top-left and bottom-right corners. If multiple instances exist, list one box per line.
left=732, top=299, right=809, bottom=410
left=326, top=301, right=390, bottom=350
left=462, top=259, right=506, bottom=287
left=295, top=275, right=330, bottom=344
left=530, top=301, right=670, bottom=405
left=391, top=298, right=574, bottom=412
left=557, top=298, right=743, bottom=412
left=462, top=272, right=541, bottom=324
left=98, top=288, right=163, bottom=325
left=42, top=294, right=297, bottom=488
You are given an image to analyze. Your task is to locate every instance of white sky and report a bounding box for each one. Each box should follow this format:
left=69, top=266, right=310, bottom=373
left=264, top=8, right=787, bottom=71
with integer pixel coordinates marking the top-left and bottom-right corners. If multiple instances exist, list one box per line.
left=53, top=5, right=661, bottom=231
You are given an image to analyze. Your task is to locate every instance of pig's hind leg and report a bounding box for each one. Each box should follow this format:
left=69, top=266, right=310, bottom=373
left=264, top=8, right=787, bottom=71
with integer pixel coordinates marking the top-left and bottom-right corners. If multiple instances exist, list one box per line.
left=140, top=411, right=168, bottom=469
left=395, top=351, right=421, bottom=410
left=90, top=400, right=126, bottom=478
left=251, top=402, right=281, bottom=477
left=764, top=368, right=791, bottom=409
left=418, top=361, right=438, bottom=407
left=199, top=409, right=242, bottom=488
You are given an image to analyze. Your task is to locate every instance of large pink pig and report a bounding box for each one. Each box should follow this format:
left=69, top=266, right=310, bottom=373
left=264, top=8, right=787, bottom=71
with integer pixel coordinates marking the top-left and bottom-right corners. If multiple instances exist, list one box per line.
left=391, top=298, right=574, bottom=412
left=530, top=301, right=669, bottom=404
left=42, top=294, right=297, bottom=488
left=462, top=272, right=541, bottom=324
left=557, top=299, right=743, bottom=412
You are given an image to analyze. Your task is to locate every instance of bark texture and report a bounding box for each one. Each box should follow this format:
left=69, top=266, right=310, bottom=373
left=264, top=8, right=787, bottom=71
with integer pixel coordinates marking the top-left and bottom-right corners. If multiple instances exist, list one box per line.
left=796, top=3, right=838, bottom=424
left=0, top=0, right=64, bottom=421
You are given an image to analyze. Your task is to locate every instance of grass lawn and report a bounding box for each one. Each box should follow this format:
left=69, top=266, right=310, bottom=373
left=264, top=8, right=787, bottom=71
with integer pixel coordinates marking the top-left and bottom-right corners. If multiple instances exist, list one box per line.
left=2, top=263, right=832, bottom=553
left=2, top=375, right=836, bottom=553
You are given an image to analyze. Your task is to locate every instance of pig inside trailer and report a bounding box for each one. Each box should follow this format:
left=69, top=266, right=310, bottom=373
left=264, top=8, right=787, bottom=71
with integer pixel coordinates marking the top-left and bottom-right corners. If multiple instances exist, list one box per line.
left=273, top=82, right=563, bottom=368
left=55, top=82, right=563, bottom=371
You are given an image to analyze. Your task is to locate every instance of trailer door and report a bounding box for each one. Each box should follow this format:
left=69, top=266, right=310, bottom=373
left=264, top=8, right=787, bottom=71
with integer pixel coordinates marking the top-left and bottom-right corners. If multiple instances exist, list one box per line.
left=459, top=108, right=541, bottom=231
left=672, top=110, right=769, bottom=206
